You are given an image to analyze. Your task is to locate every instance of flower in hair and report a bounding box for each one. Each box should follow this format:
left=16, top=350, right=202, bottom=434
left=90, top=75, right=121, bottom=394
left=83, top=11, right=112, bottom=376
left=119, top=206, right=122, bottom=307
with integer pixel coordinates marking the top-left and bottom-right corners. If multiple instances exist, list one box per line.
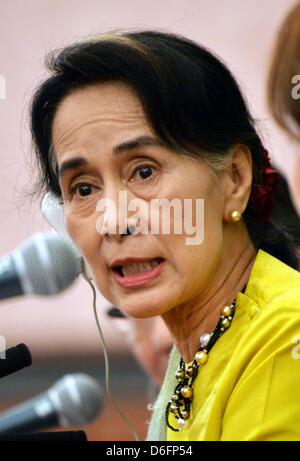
left=249, top=149, right=280, bottom=223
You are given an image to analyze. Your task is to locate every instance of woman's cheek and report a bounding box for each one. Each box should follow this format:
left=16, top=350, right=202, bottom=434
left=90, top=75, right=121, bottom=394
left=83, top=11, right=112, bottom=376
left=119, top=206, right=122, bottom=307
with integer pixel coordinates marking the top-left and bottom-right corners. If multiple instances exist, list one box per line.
left=65, top=194, right=99, bottom=218
left=65, top=208, right=96, bottom=258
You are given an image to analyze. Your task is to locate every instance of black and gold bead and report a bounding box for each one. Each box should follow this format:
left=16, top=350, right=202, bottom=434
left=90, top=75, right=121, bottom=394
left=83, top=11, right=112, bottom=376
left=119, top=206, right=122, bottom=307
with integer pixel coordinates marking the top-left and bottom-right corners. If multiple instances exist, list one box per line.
left=166, top=298, right=237, bottom=432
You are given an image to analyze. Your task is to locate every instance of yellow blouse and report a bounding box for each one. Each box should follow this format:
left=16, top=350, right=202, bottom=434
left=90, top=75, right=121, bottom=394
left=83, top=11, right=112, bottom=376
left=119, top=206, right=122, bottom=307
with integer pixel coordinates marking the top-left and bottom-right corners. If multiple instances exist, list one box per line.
left=151, top=250, right=300, bottom=441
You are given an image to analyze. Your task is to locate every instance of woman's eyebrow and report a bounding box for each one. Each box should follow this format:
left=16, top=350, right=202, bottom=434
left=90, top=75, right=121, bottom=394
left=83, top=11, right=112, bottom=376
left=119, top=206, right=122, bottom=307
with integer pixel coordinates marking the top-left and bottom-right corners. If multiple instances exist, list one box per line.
left=113, top=135, right=162, bottom=154
left=58, top=135, right=162, bottom=178
left=58, top=157, right=88, bottom=178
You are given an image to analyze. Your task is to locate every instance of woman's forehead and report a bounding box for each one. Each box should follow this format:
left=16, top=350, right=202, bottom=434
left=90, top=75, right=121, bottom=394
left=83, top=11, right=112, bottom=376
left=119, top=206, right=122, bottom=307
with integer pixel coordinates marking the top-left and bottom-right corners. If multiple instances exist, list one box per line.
left=52, top=82, right=150, bottom=156
left=53, top=81, right=144, bottom=124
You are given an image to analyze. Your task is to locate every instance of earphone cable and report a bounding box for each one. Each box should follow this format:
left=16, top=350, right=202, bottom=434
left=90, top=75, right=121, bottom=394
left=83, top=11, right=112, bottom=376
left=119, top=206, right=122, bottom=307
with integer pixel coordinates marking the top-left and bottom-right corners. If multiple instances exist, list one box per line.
left=83, top=274, right=140, bottom=441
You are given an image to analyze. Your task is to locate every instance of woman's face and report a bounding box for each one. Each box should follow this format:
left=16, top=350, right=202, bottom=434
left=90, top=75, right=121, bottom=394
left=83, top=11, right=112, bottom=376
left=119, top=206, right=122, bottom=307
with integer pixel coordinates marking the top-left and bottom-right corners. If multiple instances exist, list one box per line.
left=52, top=82, right=228, bottom=319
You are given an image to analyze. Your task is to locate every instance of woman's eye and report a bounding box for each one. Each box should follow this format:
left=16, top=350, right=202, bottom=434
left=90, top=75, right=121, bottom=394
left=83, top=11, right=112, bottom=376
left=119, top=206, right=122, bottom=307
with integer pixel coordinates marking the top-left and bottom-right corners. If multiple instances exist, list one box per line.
left=133, top=165, right=155, bottom=180
left=71, top=184, right=93, bottom=197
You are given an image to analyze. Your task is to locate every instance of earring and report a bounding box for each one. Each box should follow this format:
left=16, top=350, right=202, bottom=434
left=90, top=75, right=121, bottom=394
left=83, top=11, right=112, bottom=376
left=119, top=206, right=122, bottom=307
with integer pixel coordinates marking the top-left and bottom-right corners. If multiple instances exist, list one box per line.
left=231, top=210, right=242, bottom=222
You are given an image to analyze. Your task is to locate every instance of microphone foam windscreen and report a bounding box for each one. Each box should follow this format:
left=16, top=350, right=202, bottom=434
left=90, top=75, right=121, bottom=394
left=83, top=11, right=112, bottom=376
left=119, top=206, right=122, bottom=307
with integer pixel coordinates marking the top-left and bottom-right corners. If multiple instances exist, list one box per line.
left=13, top=232, right=82, bottom=295
left=48, top=373, right=103, bottom=426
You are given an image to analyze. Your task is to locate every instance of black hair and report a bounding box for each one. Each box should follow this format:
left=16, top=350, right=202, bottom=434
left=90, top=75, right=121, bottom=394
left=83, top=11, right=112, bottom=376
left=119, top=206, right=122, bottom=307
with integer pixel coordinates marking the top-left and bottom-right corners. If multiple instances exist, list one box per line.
left=29, top=29, right=299, bottom=269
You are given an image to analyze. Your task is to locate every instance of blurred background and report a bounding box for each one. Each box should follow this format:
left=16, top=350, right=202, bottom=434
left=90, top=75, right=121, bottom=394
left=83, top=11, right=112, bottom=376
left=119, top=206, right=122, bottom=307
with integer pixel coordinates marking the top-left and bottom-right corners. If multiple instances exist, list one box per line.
left=0, top=0, right=298, bottom=441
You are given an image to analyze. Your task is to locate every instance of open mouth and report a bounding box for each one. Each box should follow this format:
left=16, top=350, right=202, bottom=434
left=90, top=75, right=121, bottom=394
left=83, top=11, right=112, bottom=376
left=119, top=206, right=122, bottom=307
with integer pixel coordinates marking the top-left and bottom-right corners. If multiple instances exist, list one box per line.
left=112, top=258, right=164, bottom=277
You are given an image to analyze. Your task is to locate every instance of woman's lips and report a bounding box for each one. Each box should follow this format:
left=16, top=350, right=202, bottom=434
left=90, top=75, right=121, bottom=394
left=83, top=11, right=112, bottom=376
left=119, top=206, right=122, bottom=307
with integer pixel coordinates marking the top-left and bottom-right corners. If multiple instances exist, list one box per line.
left=111, top=258, right=166, bottom=287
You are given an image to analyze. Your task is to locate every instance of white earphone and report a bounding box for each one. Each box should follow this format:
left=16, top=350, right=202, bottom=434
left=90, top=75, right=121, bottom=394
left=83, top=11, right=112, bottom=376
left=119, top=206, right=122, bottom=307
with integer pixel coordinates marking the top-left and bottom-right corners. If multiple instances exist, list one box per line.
left=41, top=192, right=93, bottom=280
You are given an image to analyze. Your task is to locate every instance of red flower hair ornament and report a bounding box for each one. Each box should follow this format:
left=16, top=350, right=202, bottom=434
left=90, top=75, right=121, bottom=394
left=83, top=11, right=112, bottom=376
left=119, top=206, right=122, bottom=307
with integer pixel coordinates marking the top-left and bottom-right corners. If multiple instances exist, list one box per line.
left=249, top=149, right=280, bottom=224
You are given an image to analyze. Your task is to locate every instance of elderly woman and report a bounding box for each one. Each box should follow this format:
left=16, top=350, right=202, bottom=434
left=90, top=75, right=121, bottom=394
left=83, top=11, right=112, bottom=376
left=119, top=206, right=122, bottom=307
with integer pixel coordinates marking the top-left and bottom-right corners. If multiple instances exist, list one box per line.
left=30, top=31, right=300, bottom=441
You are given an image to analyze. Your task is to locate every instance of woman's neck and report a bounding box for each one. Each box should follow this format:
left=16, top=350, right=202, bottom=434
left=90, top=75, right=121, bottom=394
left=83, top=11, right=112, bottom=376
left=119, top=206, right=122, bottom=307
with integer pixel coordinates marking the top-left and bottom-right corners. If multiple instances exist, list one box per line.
left=161, top=227, right=257, bottom=363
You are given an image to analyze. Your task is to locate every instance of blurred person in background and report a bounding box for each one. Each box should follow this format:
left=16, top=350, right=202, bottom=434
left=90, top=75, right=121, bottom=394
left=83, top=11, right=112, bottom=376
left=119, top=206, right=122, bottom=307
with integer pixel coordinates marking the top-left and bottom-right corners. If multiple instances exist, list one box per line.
left=29, top=30, right=300, bottom=441
left=106, top=306, right=173, bottom=389
left=268, top=1, right=300, bottom=216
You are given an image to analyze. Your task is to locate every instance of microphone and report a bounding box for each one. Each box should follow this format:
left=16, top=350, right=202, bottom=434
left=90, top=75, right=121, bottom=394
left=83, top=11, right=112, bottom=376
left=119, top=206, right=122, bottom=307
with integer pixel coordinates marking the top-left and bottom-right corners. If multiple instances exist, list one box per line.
left=0, top=232, right=82, bottom=301
left=0, top=343, right=32, bottom=379
left=0, top=373, right=103, bottom=434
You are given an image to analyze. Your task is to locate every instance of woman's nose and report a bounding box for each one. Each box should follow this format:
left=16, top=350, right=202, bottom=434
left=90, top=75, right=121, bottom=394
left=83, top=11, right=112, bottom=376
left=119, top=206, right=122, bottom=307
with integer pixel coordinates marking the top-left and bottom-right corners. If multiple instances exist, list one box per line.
left=95, top=187, right=137, bottom=240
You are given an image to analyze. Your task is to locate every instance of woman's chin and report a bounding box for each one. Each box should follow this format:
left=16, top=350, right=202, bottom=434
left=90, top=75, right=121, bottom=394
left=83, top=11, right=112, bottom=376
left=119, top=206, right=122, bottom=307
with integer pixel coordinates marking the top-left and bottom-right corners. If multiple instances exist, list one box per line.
left=119, top=304, right=162, bottom=320
left=117, top=294, right=172, bottom=319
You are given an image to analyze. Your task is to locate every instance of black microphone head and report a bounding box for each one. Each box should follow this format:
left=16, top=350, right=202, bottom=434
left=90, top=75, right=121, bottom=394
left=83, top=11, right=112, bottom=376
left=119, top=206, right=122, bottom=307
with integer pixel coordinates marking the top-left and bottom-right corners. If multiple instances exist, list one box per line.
left=47, top=373, right=103, bottom=426
left=14, top=343, right=32, bottom=367
left=12, top=232, right=82, bottom=296
left=0, top=343, right=32, bottom=379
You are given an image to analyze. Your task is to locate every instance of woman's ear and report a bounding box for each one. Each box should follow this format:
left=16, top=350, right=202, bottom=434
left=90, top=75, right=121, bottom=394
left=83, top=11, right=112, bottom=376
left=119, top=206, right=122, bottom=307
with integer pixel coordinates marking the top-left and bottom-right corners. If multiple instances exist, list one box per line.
left=222, top=144, right=253, bottom=222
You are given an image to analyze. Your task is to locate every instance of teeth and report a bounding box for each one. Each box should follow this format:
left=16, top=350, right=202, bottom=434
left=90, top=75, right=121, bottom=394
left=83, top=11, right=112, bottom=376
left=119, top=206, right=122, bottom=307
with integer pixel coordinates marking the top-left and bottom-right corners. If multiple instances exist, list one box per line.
left=149, top=259, right=162, bottom=270
left=122, top=259, right=161, bottom=277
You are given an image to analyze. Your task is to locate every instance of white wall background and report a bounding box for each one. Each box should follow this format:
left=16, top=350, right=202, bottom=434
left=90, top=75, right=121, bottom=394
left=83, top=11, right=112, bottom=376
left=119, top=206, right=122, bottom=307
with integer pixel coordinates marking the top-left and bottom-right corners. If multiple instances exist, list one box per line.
left=0, top=0, right=297, bottom=359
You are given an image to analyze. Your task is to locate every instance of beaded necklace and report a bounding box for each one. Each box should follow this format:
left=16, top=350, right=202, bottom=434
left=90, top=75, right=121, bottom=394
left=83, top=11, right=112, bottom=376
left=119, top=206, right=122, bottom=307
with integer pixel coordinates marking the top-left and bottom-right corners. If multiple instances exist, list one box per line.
left=166, top=297, right=238, bottom=432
